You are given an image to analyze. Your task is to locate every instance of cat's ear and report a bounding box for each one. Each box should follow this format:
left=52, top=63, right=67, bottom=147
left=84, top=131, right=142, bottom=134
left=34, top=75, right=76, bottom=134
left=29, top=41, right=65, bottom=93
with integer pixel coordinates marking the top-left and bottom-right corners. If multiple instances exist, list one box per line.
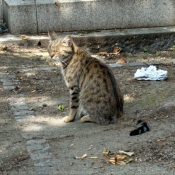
left=48, top=30, right=58, bottom=40
left=62, top=35, right=73, bottom=47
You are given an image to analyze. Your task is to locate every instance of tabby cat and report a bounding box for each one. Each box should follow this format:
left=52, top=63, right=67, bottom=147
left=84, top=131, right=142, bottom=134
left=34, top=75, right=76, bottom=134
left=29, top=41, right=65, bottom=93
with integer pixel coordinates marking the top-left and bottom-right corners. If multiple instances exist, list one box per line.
left=47, top=30, right=123, bottom=125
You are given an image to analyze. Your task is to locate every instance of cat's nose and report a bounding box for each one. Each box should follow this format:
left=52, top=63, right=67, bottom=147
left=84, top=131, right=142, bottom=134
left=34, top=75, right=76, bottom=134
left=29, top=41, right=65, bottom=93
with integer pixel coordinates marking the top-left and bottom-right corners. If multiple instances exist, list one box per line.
left=50, top=53, right=55, bottom=58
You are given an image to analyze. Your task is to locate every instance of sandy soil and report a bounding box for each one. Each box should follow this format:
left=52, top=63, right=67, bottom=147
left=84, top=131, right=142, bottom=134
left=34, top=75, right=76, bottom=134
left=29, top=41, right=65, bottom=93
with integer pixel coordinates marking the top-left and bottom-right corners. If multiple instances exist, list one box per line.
left=0, top=45, right=175, bottom=175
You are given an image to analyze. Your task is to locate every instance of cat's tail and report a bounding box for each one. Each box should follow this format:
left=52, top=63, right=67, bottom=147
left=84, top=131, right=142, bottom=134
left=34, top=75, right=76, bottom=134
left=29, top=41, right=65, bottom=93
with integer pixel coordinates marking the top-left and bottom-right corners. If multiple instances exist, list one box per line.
left=130, top=120, right=150, bottom=136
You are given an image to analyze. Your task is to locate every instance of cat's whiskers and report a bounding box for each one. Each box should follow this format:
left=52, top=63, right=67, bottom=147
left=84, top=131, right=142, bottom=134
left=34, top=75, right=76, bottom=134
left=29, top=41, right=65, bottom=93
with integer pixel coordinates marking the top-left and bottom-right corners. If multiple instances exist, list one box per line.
left=49, top=55, right=68, bottom=67
left=59, top=59, right=67, bottom=66
left=49, top=56, right=57, bottom=61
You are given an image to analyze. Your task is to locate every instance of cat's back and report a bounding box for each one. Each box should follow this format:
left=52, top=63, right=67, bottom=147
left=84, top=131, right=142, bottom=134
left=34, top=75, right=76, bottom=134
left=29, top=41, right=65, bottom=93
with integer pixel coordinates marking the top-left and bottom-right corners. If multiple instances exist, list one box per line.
left=78, top=56, right=123, bottom=124
left=79, top=56, right=116, bottom=91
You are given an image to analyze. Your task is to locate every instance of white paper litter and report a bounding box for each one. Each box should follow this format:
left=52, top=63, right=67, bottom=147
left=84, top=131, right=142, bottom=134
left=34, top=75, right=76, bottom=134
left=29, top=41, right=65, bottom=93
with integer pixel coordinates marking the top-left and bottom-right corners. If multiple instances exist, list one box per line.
left=134, top=65, right=167, bottom=81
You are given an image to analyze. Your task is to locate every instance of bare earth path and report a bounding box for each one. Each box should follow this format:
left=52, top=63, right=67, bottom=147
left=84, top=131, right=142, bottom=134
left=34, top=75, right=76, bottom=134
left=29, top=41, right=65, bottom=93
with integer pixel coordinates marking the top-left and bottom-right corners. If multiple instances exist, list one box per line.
left=0, top=46, right=175, bottom=175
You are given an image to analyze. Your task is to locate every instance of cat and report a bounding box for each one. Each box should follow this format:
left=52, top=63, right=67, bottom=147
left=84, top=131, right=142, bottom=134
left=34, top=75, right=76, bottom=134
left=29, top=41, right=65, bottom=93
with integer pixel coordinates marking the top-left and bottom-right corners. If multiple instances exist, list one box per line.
left=47, top=30, right=123, bottom=125
left=130, top=120, right=150, bottom=136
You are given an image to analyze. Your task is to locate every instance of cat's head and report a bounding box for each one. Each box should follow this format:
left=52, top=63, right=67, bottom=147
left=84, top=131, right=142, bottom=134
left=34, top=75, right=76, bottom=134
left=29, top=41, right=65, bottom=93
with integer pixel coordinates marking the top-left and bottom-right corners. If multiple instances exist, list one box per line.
left=47, top=30, right=74, bottom=66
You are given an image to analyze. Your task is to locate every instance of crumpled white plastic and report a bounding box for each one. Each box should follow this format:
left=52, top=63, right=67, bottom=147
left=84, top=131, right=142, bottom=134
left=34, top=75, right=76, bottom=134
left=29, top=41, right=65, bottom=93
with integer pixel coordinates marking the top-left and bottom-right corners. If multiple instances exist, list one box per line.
left=134, top=65, right=168, bottom=81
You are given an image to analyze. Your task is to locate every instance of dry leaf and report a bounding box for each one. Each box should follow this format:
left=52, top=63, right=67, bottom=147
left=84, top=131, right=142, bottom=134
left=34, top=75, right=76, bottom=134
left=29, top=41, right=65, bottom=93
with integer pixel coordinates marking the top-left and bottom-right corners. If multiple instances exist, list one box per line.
left=106, top=157, right=117, bottom=165
left=87, top=147, right=92, bottom=151
left=116, top=57, right=127, bottom=64
left=157, top=138, right=165, bottom=142
left=103, top=151, right=108, bottom=157
left=20, top=35, right=29, bottom=40
left=103, top=149, right=134, bottom=166
left=70, top=162, right=74, bottom=166
left=103, top=149, right=114, bottom=157
left=88, top=156, right=98, bottom=159
left=119, top=150, right=134, bottom=156
left=125, top=158, right=133, bottom=164
left=31, top=90, right=36, bottom=93
left=113, top=46, right=122, bottom=54
left=76, top=154, right=87, bottom=159
left=117, top=161, right=126, bottom=165
left=81, top=154, right=87, bottom=159
left=116, top=154, right=127, bottom=160
left=99, top=51, right=108, bottom=55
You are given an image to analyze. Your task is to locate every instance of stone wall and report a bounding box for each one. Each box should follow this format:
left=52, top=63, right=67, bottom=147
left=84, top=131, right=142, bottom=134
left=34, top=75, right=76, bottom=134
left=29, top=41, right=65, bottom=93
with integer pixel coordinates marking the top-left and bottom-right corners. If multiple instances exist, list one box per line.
left=0, top=0, right=2, bottom=23
left=2, top=0, right=175, bottom=34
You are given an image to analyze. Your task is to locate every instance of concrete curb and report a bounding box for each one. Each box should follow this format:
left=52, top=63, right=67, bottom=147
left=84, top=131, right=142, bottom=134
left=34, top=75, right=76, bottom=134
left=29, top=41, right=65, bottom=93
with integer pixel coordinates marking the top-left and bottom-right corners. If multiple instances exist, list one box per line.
left=0, top=27, right=175, bottom=53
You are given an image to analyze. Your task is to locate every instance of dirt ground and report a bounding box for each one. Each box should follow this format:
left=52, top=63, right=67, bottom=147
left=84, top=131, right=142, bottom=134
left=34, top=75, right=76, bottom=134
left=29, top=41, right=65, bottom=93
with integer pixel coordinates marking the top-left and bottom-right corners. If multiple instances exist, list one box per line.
left=0, top=44, right=175, bottom=175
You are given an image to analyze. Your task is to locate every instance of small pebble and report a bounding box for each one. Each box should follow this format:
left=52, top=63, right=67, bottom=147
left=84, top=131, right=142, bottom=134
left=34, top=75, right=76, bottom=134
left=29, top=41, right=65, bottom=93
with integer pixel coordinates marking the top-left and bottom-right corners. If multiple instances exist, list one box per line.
left=43, top=103, right=47, bottom=107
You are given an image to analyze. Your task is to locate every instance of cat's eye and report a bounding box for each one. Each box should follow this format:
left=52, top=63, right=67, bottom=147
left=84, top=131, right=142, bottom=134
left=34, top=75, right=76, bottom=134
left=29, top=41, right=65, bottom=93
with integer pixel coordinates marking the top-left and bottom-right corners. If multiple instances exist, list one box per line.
left=63, top=50, right=72, bottom=54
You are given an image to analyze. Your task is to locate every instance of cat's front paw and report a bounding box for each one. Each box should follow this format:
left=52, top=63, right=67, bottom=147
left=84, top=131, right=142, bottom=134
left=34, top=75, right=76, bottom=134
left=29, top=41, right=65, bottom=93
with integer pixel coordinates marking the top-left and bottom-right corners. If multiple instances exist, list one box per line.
left=63, top=116, right=74, bottom=123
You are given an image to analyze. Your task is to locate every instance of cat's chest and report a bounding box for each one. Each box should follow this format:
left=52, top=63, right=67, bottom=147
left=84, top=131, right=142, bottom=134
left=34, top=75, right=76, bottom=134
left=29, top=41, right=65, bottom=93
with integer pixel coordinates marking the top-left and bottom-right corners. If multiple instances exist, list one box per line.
left=62, top=64, right=82, bottom=87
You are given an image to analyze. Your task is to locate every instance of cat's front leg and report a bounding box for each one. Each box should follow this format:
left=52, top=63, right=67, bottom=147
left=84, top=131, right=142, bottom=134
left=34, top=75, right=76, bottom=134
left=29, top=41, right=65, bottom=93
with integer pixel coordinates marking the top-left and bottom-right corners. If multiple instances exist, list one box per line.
left=64, top=87, right=79, bottom=123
